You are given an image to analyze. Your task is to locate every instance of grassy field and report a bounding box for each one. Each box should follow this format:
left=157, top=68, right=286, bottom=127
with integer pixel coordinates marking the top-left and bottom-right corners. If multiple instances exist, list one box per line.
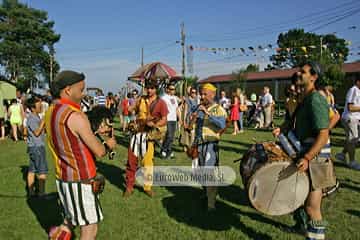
left=0, top=120, right=359, bottom=240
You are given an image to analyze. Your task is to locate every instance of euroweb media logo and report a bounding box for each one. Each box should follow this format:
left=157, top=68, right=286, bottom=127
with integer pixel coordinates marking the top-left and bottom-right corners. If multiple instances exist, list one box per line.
left=135, top=166, right=236, bottom=187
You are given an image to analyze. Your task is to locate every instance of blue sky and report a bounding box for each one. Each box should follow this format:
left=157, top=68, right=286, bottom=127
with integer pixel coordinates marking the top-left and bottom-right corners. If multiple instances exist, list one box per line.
left=23, top=0, right=360, bottom=93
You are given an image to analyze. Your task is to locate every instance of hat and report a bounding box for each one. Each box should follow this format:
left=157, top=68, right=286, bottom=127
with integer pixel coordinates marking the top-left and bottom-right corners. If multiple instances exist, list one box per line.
left=202, top=83, right=217, bottom=92
left=53, top=70, right=85, bottom=90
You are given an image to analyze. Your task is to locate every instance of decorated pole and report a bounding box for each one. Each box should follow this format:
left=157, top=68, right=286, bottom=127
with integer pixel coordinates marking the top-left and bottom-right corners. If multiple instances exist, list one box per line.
left=181, top=22, right=186, bottom=97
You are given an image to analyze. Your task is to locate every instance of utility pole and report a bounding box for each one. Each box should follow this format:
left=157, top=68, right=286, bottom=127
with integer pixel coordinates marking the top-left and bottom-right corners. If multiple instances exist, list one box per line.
left=141, top=47, right=144, bottom=67
left=320, top=36, right=323, bottom=60
left=181, top=22, right=186, bottom=96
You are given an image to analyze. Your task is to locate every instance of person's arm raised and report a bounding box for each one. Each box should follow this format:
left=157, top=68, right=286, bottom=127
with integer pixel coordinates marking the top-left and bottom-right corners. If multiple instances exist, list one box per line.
left=67, top=112, right=106, bottom=158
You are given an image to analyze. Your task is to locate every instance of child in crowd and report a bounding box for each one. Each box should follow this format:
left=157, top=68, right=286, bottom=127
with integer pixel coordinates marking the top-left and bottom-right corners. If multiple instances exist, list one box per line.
left=25, top=97, right=48, bottom=197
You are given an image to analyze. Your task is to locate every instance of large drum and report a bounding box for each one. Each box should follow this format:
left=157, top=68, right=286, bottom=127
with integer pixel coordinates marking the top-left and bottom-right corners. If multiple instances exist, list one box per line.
left=240, top=142, right=310, bottom=216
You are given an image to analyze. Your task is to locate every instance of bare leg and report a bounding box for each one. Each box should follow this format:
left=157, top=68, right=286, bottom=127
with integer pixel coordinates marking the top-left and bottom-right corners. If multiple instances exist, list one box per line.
left=80, top=223, right=98, bottom=240
left=305, top=190, right=322, bottom=221
left=11, top=124, right=18, bottom=141
left=0, top=125, right=5, bottom=139
left=232, top=121, right=238, bottom=135
left=27, top=172, right=35, bottom=196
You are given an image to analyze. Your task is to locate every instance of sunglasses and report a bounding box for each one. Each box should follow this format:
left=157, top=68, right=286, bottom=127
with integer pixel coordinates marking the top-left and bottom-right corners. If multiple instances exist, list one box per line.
left=191, top=91, right=197, bottom=94
left=168, top=88, right=176, bottom=91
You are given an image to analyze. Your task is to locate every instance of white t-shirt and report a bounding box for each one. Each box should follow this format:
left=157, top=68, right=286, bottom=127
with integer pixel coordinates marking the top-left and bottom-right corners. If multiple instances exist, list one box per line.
left=161, top=94, right=178, bottom=121
left=219, top=97, right=230, bottom=110
left=342, top=85, right=360, bottom=120
left=261, top=93, right=273, bottom=107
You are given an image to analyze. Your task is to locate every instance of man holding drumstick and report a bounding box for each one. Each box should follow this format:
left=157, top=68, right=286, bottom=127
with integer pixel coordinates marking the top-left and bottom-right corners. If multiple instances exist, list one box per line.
left=273, top=62, right=335, bottom=240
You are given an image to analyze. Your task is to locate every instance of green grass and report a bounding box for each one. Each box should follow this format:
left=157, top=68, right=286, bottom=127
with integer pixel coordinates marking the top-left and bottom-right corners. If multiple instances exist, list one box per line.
left=0, top=120, right=359, bottom=240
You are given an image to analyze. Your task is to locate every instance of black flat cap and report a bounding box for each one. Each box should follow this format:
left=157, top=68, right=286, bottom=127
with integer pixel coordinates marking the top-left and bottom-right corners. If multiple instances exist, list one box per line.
left=53, top=70, right=85, bottom=90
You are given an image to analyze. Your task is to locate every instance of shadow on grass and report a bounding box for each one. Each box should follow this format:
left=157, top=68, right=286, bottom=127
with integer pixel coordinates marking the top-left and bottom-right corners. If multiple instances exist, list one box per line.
left=333, top=161, right=350, bottom=169
left=115, top=134, right=130, bottom=148
left=330, top=137, right=345, bottom=148
left=162, top=186, right=289, bottom=239
left=330, top=131, right=345, bottom=137
left=96, top=161, right=126, bottom=192
left=342, top=178, right=360, bottom=185
left=218, top=184, right=250, bottom=206
left=20, top=166, right=63, bottom=234
left=220, top=139, right=254, bottom=148
left=347, top=209, right=360, bottom=218
left=340, top=182, right=360, bottom=192
left=26, top=193, right=63, bottom=234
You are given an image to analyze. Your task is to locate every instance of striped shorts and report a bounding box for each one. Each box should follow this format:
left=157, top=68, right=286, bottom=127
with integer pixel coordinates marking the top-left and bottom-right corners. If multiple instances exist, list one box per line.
left=56, top=179, right=104, bottom=226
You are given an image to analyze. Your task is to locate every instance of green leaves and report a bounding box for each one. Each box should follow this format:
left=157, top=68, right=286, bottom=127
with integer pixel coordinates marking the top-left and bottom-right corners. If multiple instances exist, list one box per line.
left=270, top=28, right=348, bottom=90
left=0, top=0, right=60, bottom=90
left=271, top=29, right=349, bottom=69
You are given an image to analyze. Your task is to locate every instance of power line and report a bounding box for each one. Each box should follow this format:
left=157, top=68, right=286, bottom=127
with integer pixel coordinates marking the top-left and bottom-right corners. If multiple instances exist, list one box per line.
left=309, top=8, right=360, bottom=32
left=188, top=3, right=360, bottom=43
left=143, top=42, right=178, bottom=58
left=188, top=0, right=360, bottom=42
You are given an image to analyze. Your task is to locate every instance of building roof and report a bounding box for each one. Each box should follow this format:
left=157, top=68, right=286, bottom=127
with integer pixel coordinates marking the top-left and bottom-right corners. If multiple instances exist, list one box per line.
left=198, top=61, right=360, bottom=84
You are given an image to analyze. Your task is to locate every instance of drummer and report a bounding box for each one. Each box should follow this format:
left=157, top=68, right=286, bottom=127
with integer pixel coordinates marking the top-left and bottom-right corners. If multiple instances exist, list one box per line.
left=190, top=83, right=227, bottom=211
left=273, top=62, right=335, bottom=240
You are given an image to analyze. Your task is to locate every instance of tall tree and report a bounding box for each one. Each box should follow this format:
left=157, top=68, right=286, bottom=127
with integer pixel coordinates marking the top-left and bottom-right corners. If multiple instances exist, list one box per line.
left=270, top=29, right=348, bottom=89
left=231, top=64, right=259, bottom=92
left=270, top=29, right=349, bottom=68
left=245, top=64, right=260, bottom=72
left=0, top=0, right=60, bottom=91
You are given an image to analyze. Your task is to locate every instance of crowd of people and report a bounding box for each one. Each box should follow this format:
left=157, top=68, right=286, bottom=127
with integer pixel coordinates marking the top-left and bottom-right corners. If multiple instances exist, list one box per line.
left=1, top=62, right=360, bottom=240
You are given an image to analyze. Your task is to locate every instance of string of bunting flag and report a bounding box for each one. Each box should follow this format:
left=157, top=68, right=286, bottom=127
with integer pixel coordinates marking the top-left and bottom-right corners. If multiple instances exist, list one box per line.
left=187, top=41, right=360, bottom=57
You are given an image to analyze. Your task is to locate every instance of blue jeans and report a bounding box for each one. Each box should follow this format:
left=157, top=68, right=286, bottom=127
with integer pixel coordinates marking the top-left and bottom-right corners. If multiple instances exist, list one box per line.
left=161, top=121, right=177, bottom=156
left=238, top=112, right=243, bottom=130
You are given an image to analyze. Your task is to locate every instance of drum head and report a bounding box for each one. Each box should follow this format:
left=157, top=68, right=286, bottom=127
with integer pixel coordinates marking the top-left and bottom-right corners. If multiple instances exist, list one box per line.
left=248, top=161, right=309, bottom=216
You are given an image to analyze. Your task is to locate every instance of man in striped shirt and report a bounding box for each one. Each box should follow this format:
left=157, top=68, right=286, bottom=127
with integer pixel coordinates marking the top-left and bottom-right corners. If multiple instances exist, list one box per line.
left=95, top=90, right=106, bottom=106
left=46, top=70, right=116, bottom=239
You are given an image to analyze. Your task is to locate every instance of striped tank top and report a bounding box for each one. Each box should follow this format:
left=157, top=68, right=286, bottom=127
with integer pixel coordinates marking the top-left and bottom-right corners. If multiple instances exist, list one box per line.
left=45, top=98, right=96, bottom=181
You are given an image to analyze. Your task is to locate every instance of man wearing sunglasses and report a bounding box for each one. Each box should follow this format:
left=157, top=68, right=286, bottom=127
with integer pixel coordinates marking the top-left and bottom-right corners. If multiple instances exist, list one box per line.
left=161, top=84, right=180, bottom=159
left=124, top=81, right=168, bottom=197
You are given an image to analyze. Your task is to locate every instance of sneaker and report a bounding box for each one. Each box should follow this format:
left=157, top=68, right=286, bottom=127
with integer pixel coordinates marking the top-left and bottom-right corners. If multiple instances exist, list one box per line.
left=335, top=152, right=346, bottom=162
left=348, top=161, right=360, bottom=171
left=161, top=151, right=167, bottom=159
left=170, top=152, right=175, bottom=158
left=239, top=129, right=244, bottom=133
